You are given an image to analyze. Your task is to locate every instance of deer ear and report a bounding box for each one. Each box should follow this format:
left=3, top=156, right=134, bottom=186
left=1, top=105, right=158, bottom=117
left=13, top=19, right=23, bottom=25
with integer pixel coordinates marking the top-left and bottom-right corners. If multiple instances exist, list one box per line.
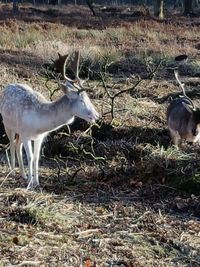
left=182, top=102, right=193, bottom=113
left=168, top=96, right=173, bottom=103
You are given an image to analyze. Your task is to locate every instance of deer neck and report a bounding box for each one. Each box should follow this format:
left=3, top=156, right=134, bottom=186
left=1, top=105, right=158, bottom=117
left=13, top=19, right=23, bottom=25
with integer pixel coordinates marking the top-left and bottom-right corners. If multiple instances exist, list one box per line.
left=38, top=95, right=74, bottom=133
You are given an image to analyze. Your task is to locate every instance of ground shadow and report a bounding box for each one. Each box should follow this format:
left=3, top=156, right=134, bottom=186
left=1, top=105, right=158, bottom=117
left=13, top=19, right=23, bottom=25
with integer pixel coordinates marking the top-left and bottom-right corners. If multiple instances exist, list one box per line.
left=1, top=118, right=199, bottom=198
left=0, top=4, right=154, bottom=28
left=3, top=3, right=199, bottom=30
left=0, top=48, right=43, bottom=78
left=0, top=4, right=200, bottom=30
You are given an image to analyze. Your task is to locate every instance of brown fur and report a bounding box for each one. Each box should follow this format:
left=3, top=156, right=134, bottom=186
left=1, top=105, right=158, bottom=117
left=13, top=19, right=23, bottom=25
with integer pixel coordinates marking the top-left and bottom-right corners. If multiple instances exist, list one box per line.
left=167, top=97, right=200, bottom=146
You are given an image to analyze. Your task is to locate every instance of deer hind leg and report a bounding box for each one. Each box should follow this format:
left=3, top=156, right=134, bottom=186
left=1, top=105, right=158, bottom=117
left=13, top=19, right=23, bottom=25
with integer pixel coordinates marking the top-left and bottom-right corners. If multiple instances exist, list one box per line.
left=170, top=129, right=182, bottom=148
left=4, top=127, right=16, bottom=173
left=15, top=136, right=27, bottom=180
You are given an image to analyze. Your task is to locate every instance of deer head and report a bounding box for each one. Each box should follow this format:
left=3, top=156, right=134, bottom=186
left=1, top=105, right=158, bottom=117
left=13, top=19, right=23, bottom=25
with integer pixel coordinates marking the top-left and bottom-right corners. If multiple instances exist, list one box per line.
left=60, top=51, right=99, bottom=123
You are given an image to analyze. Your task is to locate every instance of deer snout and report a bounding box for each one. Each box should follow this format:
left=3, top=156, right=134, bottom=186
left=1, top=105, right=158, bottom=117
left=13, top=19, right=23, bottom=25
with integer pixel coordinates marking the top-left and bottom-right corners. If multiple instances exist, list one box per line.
left=87, top=109, right=99, bottom=123
left=94, top=110, right=99, bottom=120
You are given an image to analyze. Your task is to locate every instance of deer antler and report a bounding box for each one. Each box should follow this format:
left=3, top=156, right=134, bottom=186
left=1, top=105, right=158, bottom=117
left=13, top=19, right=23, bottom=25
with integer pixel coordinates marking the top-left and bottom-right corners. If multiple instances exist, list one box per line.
left=70, top=50, right=80, bottom=81
left=63, top=51, right=85, bottom=92
left=174, top=70, right=195, bottom=110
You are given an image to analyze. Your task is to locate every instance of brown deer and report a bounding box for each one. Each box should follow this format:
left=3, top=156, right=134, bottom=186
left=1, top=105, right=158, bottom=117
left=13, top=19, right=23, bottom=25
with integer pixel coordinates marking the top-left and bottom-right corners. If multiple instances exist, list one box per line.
left=167, top=70, right=200, bottom=147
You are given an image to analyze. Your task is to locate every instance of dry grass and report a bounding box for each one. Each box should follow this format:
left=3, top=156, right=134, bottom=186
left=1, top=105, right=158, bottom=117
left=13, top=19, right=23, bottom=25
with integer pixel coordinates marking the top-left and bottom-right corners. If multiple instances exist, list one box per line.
left=0, top=3, right=200, bottom=267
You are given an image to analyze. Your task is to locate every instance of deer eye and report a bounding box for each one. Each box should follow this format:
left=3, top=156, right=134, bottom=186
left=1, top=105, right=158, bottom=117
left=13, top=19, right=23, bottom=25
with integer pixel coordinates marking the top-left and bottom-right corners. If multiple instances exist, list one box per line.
left=80, top=99, right=86, bottom=106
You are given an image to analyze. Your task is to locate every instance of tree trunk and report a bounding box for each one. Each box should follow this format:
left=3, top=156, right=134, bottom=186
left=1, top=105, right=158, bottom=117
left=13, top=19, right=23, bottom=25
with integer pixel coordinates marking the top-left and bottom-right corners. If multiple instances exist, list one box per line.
left=174, top=0, right=183, bottom=9
left=13, top=0, right=19, bottom=14
left=183, top=0, right=193, bottom=15
left=193, top=0, right=199, bottom=8
left=154, top=0, right=164, bottom=19
left=86, top=0, right=96, bottom=16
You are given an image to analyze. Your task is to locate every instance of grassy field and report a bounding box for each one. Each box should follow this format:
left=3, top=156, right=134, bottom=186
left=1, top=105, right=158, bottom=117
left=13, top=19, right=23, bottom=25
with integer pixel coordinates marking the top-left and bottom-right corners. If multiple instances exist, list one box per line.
left=0, top=3, right=200, bottom=267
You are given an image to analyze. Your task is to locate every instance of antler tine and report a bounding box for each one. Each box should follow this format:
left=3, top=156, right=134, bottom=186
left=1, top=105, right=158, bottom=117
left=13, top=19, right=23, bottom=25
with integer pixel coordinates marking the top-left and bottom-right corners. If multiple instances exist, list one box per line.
left=62, top=51, right=84, bottom=86
left=71, top=51, right=86, bottom=90
left=74, top=50, right=81, bottom=81
left=62, top=50, right=86, bottom=93
left=174, top=70, right=195, bottom=110
left=72, top=51, right=86, bottom=90
left=62, top=54, right=75, bottom=83
left=174, top=70, right=186, bottom=97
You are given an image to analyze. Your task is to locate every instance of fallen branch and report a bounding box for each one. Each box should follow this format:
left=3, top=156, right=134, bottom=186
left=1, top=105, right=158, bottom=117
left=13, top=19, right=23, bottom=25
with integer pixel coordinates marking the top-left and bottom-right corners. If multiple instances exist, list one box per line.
left=0, top=168, right=16, bottom=188
left=74, top=228, right=101, bottom=238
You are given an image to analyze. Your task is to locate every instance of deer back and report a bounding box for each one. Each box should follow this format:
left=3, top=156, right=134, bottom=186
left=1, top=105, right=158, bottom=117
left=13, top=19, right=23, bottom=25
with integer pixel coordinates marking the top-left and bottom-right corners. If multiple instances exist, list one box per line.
left=167, top=98, right=196, bottom=138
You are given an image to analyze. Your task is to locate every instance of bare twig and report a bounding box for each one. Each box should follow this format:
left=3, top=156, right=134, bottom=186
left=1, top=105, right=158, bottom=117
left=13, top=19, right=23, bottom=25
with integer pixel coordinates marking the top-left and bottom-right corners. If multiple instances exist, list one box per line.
left=100, top=58, right=165, bottom=120
left=45, top=79, right=60, bottom=101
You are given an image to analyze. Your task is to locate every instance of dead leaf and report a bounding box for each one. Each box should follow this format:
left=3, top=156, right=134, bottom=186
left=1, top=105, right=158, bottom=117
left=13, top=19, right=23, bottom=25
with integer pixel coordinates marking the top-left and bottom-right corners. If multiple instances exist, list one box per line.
left=12, top=236, right=19, bottom=245
left=85, top=259, right=92, bottom=267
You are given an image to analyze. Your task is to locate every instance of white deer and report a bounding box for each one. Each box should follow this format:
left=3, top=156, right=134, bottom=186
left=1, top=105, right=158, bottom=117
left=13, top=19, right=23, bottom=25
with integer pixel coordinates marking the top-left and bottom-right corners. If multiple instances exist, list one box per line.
left=0, top=51, right=99, bottom=189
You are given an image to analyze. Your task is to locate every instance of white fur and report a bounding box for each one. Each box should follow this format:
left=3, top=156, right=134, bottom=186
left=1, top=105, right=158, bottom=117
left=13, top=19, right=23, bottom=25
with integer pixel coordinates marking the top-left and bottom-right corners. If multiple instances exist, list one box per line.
left=0, top=83, right=99, bottom=189
left=193, top=124, right=200, bottom=143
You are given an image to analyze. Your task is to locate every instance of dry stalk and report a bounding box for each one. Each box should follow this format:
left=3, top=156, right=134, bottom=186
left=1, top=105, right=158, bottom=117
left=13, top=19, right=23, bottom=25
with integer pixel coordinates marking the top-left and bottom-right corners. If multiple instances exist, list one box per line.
left=45, top=79, right=60, bottom=101
left=130, top=210, right=151, bottom=225
left=73, top=228, right=101, bottom=238
left=0, top=168, right=16, bottom=188
left=6, top=261, right=41, bottom=267
left=68, top=142, right=105, bottom=162
left=42, top=155, right=84, bottom=183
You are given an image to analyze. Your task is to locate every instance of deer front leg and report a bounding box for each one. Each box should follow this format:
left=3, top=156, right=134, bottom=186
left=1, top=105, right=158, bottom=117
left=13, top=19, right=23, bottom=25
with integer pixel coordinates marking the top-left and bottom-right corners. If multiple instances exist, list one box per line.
left=33, top=137, right=44, bottom=187
left=22, top=139, right=34, bottom=190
